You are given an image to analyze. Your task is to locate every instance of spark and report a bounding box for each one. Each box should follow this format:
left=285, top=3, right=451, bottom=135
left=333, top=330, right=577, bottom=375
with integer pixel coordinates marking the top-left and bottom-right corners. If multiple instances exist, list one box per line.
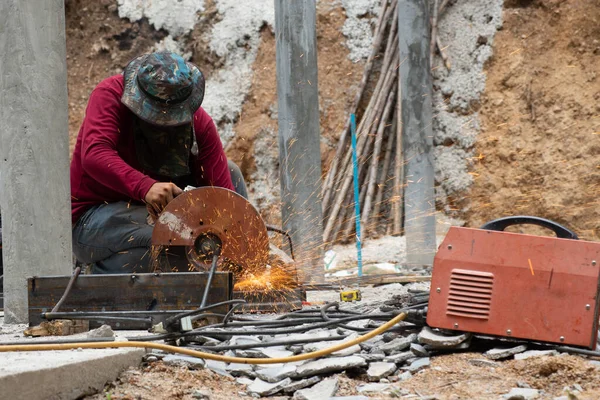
left=528, top=258, right=535, bottom=276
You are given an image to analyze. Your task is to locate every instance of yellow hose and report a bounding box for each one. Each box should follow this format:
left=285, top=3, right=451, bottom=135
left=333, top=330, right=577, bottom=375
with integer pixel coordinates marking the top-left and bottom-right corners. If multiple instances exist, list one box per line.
left=0, top=313, right=407, bottom=365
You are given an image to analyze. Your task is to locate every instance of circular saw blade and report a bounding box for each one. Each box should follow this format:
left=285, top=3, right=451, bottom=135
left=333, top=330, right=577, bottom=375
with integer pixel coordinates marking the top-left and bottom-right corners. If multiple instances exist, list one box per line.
left=151, top=187, right=270, bottom=273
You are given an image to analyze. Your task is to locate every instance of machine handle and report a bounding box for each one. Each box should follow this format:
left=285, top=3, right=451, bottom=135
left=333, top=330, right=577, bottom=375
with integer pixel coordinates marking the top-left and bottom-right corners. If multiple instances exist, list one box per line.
left=480, top=216, right=579, bottom=240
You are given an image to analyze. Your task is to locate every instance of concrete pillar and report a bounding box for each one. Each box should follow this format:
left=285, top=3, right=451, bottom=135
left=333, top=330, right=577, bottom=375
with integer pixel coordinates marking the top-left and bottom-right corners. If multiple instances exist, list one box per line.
left=397, top=0, right=436, bottom=266
left=274, top=0, right=324, bottom=283
left=0, top=0, right=72, bottom=323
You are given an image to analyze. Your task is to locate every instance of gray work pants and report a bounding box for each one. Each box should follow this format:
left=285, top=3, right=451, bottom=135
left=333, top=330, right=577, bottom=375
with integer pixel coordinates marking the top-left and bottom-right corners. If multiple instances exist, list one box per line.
left=72, top=161, right=248, bottom=274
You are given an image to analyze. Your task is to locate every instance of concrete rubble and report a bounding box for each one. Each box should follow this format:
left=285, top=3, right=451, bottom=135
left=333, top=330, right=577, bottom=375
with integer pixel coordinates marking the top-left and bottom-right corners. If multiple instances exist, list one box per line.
left=295, top=356, right=367, bottom=378
left=293, top=377, right=338, bottom=400
left=248, top=377, right=293, bottom=397
left=418, top=327, right=470, bottom=348
left=366, top=362, right=397, bottom=381
left=485, top=345, right=528, bottom=360
left=514, top=350, right=559, bottom=361
left=503, top=388, right=541, bottom=399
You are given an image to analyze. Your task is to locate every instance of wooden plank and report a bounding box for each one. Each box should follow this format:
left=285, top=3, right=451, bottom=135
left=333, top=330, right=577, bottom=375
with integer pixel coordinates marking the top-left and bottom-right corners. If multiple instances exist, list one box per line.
left=27, top=272, right=233, bottom=329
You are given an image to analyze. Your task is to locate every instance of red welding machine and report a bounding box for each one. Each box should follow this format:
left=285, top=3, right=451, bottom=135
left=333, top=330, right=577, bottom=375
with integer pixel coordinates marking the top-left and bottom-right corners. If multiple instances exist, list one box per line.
left=427, top=216, right=600, bottom=349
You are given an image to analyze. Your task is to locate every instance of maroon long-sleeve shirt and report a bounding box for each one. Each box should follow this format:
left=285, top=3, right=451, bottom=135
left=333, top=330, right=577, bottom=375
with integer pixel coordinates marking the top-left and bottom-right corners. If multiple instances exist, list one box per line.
left=70, top=75, right=234, bottom=224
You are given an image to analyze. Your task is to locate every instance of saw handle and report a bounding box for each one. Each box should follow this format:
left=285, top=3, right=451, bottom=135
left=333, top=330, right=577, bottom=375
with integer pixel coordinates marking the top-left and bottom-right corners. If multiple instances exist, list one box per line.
left=480, top=216, right=579, bottom=240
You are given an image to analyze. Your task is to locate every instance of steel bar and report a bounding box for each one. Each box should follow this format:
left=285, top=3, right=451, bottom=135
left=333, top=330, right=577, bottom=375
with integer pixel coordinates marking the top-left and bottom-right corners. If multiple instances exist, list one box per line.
left=51, top=266, right=81, bottom=313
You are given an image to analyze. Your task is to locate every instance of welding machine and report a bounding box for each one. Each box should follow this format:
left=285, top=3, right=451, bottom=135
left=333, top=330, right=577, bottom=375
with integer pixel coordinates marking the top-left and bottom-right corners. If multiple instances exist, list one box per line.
left=427, top=216, right=600, bottom=349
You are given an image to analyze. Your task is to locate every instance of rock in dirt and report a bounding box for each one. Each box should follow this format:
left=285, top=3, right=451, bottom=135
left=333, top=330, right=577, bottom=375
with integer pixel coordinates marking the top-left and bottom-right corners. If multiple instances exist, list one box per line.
left=384, top=351, right=413, bottom=364
left=162, top=354, right=206, bottom=369
left=514, top=350, right=558, bottom=360
left=502, top=388, right=540, bottom=399
left=330, top=397, right=369, bottom=400
left=282, top=376, right=322, bottom=393
left=295, top=356, right=367, bottom=378
left=248, top=378, right=292, bottom=397
left=418, top=327, right=470, bottom=348
left=396, top=371, right=412, bottom=381
left=256, top=364, right=297, bottom=383
left=356, top=383, right=393, bottom=394
left=192, top=389, right=211, bottom=399
left=226, top=363, right=256, bottom=377
left=469, top=358, right=499, bottom=368
left=293, top=377, right=338, bottom=400
left=403, top=357, right=430, bottom=373
left=379, top=334, right=417, bottom=355
left=410, top=343, right=429, bottom=357
left=87, top=324, right=114, bottom=338
left=367, top=362, right=397, bottom=381
left=485, top=345, right=528, bottom=360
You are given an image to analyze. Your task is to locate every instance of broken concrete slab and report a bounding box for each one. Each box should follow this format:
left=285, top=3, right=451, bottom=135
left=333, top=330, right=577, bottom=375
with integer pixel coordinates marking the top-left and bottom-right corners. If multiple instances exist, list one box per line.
left=260, top=346, right=295, bottom=359
left=256, top=364, right=297, bottom=383
left=514, top=350, right=558, bottom=361
left=205, top=360, right=231, bottom=377
left=410, top=343, right=429, bottom=357
left=247, top=377, right=292, bottom=397
left=295, top=356, right=367, bottom=378
left=192, top=389, right=211, bottom=399
left=226, top=363, right=255, bottom=377
left=235, top=349, right=267, bottom=358
left=0, top=347, right=144, bottom=400
left=236, top=377, right=255, bottom=386
left=384, top=351, right=413, bottom=364
left=502, top=388, right=540, bottom=399
left=403, top=357, right=430, bottom=373
left=359, top=353, right=386, bottom=362
left=418, top=327, right=470, bottom=348
left=485, top=345, right=528, bottom=360
left=367, top=362, right=397, bottom=381
left=379, top=334, right=417, bottom=355
left=283, top=376, right=322, bottom=393
left=356, top=382, right=393, bottom=394
left=469, top=358, right=499, bottom=368
left=162, top=354, right=206, bottom=369
left=293, top=377, right=338, bottom=400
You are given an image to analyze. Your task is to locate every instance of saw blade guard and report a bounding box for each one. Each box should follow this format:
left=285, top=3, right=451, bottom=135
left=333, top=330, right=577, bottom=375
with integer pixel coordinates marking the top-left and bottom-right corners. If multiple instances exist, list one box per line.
left=151, top=187, right=270, bottom=273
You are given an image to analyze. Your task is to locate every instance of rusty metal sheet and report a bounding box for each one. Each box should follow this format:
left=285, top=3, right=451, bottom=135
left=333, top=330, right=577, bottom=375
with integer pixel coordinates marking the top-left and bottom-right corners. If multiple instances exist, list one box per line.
left=427, top=227, right=600, bottom=348
left=27, top=272, right=233, bottom=328
left=152, top=187, right=270, bottom=272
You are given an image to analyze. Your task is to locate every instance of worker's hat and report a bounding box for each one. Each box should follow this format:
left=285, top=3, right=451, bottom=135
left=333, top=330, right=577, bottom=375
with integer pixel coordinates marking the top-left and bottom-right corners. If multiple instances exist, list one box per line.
left=121, top=52, right=205, bottom=126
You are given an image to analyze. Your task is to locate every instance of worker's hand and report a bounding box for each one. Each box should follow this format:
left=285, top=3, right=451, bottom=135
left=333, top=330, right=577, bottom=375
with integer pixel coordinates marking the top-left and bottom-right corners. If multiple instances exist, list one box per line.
left=144, top=182, right=183, bottom=217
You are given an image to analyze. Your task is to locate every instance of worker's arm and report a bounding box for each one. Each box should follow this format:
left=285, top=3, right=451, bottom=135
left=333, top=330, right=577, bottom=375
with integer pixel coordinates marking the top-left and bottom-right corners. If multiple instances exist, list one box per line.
left=79, top=86, right=157, bottom=201
left=193, top=111, right=235, bottom=191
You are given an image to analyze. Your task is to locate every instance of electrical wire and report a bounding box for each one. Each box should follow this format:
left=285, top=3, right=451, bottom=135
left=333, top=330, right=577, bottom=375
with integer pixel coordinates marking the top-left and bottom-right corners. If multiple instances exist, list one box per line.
left=0, top=312, right=407, bottom=364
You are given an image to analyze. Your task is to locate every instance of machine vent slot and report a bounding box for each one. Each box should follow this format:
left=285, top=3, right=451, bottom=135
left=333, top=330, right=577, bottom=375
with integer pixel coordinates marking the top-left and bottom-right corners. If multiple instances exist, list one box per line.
left=446, top=269, right=493, bottom=320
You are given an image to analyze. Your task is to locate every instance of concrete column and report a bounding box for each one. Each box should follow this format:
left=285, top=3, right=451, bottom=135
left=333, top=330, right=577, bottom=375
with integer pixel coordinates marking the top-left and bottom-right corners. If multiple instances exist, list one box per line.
left=397, top=0, right=436, bottom=266
left=274, top=0, right=324, bottom=283
left=0, top=0, right=72, bottom=323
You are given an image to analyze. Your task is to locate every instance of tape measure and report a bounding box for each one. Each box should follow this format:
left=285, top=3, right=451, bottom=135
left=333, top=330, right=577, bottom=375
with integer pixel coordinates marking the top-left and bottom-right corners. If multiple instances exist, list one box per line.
left=340, top=289, right=362, bottom=302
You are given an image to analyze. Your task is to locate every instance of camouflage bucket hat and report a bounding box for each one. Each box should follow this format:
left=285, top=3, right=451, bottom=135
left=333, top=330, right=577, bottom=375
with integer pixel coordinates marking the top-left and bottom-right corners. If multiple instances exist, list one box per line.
left=122, top=52, right=205, bottom=126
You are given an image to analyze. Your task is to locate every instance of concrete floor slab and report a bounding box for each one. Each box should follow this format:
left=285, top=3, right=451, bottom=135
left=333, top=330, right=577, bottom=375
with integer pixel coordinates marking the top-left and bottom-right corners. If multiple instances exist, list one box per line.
left=0, top=315, right=145, bottom=399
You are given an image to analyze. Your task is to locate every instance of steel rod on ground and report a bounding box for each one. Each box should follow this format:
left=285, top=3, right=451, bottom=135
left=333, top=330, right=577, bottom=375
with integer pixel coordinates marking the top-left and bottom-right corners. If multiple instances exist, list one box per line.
left=397, top=0, right=436, bottom=265
left=274, top=0, right=324, bottom=283
left=0, top=0, right=72, bottom=323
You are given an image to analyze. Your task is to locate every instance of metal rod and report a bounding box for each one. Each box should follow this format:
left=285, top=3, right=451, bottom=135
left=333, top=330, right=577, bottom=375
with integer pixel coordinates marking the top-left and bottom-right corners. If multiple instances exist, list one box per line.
left=51, top=266, right=81, bottom=313
left=266, top=225, right=295, bottom=260
left=200, top=254, right=220, bottom=309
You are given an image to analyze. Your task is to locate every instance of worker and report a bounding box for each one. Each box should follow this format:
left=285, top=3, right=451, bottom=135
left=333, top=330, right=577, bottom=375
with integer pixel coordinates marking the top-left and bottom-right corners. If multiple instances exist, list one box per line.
left=70, top=52, right=247, bottom=274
